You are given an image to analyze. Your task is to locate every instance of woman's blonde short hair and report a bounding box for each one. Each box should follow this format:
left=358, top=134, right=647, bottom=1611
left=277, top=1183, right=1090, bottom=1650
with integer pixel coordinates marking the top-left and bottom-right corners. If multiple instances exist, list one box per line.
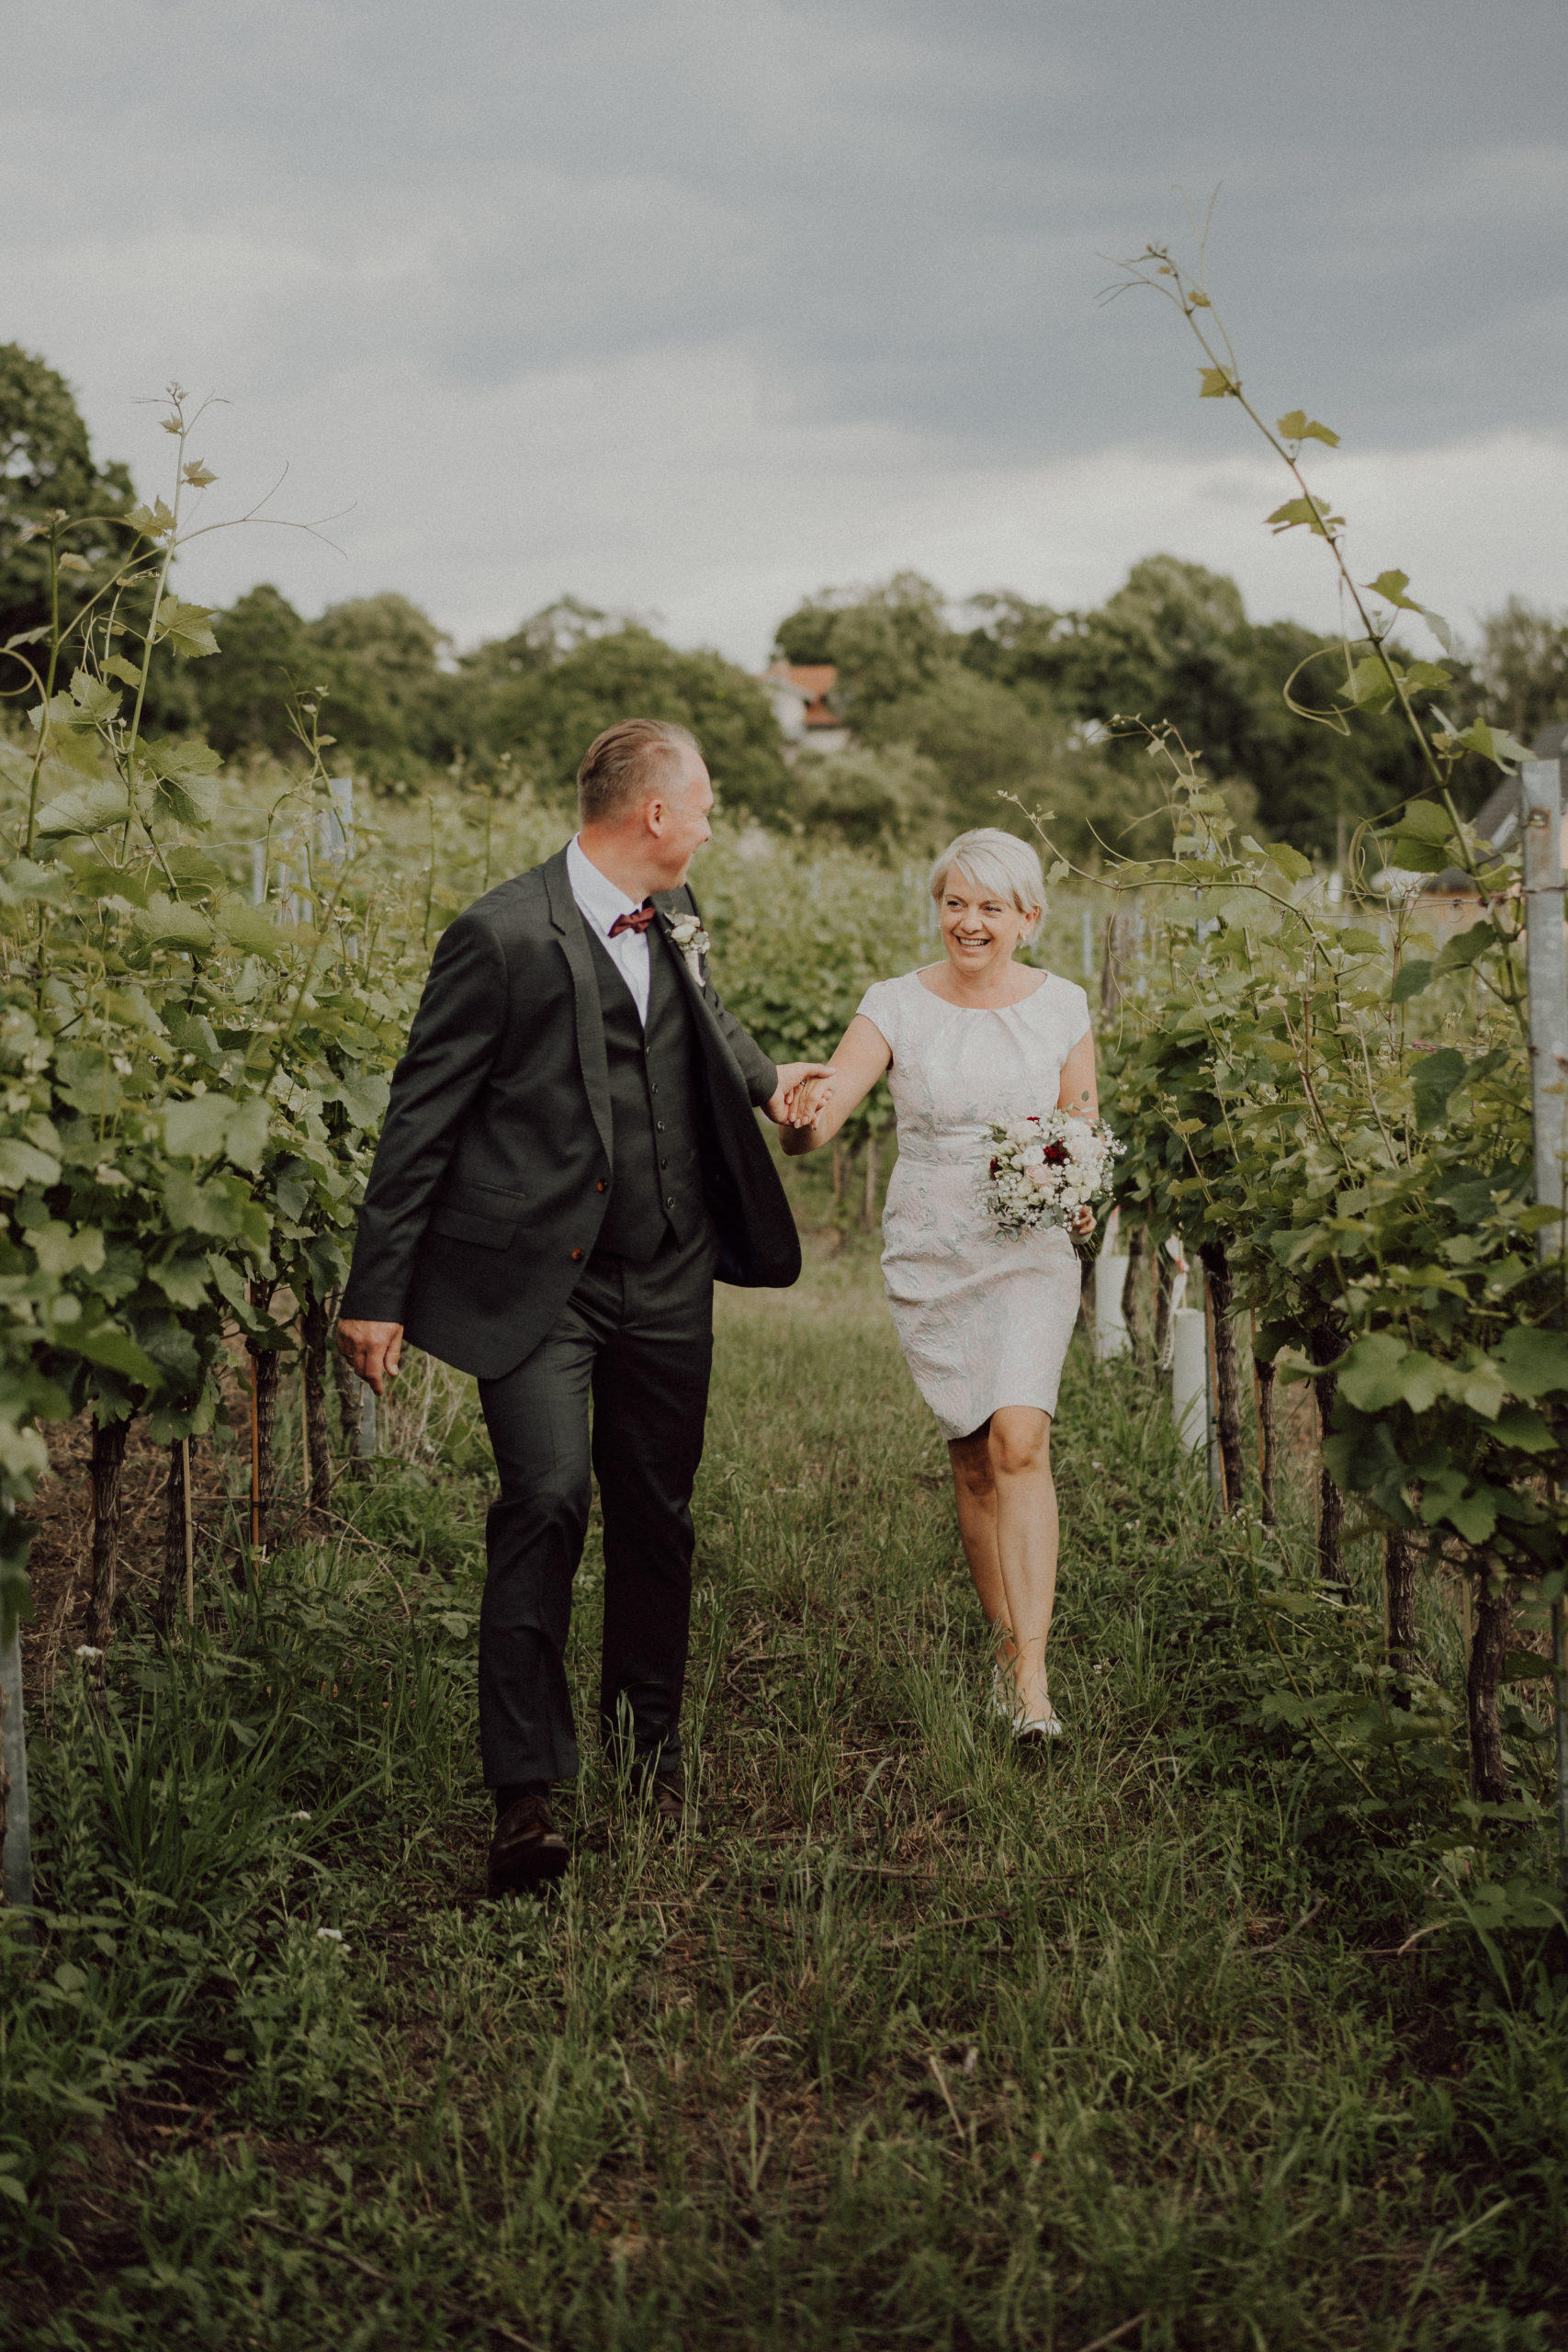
left=929, top=828, right=1046, bottom=944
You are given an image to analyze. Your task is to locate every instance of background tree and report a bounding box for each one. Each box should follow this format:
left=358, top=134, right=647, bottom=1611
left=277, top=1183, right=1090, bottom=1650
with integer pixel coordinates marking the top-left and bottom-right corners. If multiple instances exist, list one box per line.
left=308, top=593, right=453, bottom=789
left=1473, top=595, right=1568, bottom=749
left=0, top=344, right=198, bottom=730
left=457, top=617, right=792, bottom=823
left=197, top=583, right=314, bottom=763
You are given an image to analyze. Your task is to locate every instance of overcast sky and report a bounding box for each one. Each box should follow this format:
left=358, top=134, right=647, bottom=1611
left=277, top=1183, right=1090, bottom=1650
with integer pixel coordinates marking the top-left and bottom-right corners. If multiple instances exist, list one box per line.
left=5, top=0, right=1566, bottom=665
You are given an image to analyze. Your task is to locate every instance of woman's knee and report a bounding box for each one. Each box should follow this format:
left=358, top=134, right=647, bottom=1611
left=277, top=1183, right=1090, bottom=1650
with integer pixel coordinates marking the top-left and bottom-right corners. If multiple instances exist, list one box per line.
left=988, top=1412, right=1050, bottom=1479
left=948, top=1433, right=994, bottom=1498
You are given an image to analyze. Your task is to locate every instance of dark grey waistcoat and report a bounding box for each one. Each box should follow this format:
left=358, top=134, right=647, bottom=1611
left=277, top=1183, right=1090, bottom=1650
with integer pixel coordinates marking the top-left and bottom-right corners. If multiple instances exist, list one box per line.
left=583, top=917, right=708, bottom=1261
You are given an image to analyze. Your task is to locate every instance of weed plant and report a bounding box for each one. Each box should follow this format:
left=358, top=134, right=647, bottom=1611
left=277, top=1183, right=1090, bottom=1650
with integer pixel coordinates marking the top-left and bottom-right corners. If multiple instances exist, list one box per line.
left=5, top=1246, right=1562, bottom=2350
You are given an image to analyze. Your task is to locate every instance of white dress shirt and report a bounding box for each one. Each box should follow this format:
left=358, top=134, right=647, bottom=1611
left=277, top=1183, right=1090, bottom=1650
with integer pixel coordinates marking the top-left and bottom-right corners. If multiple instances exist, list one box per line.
left=566, top=833, right=651, bottom=1026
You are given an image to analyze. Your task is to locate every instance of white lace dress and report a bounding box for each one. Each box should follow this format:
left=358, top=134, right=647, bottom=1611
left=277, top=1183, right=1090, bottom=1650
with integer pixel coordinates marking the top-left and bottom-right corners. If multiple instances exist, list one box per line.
left=857, top=969, right=1092, bottom=1441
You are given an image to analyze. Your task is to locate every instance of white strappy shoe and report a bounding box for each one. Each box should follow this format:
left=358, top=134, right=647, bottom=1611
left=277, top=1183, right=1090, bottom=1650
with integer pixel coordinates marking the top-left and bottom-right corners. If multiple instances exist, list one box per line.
left=991, top=1669, right=1064, bottom=1741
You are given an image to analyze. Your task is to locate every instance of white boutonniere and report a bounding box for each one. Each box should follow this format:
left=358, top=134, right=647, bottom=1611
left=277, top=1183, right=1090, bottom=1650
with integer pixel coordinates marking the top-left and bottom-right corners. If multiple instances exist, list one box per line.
left=667, top=913, right=710, bottom=981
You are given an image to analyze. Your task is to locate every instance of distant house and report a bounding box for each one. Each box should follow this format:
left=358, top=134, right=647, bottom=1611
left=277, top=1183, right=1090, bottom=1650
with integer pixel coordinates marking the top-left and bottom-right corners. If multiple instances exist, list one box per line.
left=761, top=661, right=851, bottom=756
left=1411, top=719, right=1568, bottom=934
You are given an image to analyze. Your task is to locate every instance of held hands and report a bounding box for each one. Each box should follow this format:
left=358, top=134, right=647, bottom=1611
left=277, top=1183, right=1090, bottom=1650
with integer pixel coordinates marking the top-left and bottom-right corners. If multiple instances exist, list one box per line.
left=764, top=1061, right=837, bottom=1129
left=337, top=1318, right=403, bottom=1396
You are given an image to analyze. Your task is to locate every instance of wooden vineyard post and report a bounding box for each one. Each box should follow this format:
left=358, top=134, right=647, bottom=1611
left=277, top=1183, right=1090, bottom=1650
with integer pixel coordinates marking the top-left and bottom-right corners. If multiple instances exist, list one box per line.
left=156, top=1438, right=197, bottom=1633
left=300, top=1294, right=334, bottom=1521
left=1199, top=1240, right=1244, bottom=1510
left=0, top=1608, right=33, bottom=1936
left=1252, top=1315, right=1277, bottom=1529
left=83, top=1419, right=129, bottom=1654
left=183, top=1437, right=195, bottom=1617
left=1520, top=756, right=1568, bottom=1880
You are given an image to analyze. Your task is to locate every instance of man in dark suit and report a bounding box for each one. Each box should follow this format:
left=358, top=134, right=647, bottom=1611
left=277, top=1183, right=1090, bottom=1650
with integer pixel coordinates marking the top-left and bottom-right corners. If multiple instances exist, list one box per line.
left=337, top=718, right=832, bottom=1894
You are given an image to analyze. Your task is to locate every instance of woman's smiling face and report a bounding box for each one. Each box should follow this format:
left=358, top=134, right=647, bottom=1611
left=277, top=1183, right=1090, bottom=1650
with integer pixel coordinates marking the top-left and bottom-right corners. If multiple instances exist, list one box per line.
left=939, top=874, right=1035, bottom=976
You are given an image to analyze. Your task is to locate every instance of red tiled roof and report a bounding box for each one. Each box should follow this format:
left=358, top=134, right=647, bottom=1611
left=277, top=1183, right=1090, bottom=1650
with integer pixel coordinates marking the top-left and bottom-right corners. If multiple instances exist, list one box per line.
left=765, top=660, right=840, bottom=727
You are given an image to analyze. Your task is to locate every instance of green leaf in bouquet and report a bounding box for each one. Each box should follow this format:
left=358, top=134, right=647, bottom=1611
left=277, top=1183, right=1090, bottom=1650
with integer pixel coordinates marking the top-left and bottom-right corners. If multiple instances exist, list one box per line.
left=33, top=778, right=133, bottom=838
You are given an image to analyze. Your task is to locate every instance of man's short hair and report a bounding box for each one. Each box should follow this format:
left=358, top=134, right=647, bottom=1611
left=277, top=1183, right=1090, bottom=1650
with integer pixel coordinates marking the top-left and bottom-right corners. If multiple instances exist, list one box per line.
left=576, top=718, right=702, bottom=825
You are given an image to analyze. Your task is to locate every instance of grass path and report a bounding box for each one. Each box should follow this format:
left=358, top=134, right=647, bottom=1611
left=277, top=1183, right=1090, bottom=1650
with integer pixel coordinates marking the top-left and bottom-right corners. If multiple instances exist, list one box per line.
left=5, top=1246, right=1562, bottom=2349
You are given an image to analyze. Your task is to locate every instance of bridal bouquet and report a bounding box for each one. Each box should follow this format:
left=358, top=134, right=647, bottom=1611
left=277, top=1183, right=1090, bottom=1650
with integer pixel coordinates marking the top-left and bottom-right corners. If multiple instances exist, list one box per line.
left=981, top=1111, right=1124, bottom=1238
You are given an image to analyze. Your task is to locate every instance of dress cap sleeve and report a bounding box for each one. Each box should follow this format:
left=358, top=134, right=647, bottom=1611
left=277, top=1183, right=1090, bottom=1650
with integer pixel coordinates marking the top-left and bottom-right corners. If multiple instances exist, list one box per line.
left=855, top=977, right=901, bottom=1054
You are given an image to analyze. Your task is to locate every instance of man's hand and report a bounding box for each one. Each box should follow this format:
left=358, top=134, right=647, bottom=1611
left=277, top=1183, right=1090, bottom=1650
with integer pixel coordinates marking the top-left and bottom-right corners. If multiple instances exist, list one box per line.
left=763, top=1061, right=836, bottom=1129
left=337, top=1318, right=404, bottom=1396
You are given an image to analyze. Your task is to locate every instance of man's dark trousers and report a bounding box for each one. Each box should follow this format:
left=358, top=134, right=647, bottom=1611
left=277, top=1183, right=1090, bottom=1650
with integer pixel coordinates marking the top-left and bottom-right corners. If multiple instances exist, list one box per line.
left=476, top=1220, right=719, bottom=1789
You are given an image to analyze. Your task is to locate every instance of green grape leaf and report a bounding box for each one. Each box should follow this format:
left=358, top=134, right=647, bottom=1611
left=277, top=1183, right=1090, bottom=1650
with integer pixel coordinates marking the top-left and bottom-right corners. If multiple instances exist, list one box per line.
left=164, top=1093, right=235, bottom=1159
left=1264, top=841, right=1313, bottom=884
left=28, top=1222, right=106, bottom=1278
left=152, top=598, right=220, bottom=660
left=137, top=895, right=212, bottom=951
left=1198, top=366, right=1238, bottom=398
left=1412, top=1047, right=1467, bottom=1131
left=33, top=779, right=133, bottom=839
left=151, top=1256, right=214, bottom=1309
left=215, top=899, right=287, bottom=959
left=1277, top=410, right=1340, bottom=447
left=1497, top=1326, right=1568, bottom=1398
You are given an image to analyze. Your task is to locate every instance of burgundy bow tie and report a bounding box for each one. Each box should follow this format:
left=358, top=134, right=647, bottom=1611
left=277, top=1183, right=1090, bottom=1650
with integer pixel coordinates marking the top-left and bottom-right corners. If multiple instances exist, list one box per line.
left=607, top=901, right=656, bottom=938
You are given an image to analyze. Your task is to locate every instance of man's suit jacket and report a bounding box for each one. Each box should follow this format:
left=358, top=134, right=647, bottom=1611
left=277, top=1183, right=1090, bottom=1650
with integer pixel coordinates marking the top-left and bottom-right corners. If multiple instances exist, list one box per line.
left=338, top=847, right=800, bottom=1380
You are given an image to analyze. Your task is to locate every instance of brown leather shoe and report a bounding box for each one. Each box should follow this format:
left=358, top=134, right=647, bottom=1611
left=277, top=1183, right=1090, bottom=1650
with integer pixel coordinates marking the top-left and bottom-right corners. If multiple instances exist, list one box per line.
left=488, top=1791, right=570, bottom=1895
left=648, top=1770, right=702, bottom=1835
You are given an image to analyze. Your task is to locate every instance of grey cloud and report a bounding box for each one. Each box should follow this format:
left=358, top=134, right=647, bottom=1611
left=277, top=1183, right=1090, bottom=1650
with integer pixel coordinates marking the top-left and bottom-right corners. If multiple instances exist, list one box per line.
left=3, top=0, right=1566, bottom=654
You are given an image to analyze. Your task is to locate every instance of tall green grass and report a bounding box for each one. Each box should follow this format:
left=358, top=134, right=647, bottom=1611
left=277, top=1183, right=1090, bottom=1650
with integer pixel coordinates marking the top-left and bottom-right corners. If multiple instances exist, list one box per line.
left=4, top=1247, right=1562, bottom=2349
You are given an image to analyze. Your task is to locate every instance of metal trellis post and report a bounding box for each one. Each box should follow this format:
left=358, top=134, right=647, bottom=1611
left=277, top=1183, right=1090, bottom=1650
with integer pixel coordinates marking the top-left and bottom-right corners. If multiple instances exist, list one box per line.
left=1520, top=757, right=1568, bottom=1886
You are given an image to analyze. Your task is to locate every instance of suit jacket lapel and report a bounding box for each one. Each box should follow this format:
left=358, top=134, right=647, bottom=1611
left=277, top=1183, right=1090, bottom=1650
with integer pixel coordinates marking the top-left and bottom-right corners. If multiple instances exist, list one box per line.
left=545, top=847, right=613, bottom=1165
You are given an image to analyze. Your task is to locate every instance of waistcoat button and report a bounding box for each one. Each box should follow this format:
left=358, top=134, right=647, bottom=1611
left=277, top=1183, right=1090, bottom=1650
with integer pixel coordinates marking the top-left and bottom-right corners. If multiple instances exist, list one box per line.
left=596, top=1179, right=607, bottom=1192
left=570, top=1247, right=584, bottom=1261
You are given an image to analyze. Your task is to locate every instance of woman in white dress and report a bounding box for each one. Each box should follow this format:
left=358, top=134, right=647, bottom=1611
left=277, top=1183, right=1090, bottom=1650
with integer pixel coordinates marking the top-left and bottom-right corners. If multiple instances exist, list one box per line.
left=783, top=830, right=1097, bottom=1741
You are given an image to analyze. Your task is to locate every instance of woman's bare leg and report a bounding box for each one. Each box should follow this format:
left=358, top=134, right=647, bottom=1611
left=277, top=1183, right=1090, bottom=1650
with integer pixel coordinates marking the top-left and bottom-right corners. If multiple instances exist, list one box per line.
left=988, top=1408, right=1057, bottom=1717
left=948, top=1425, right=1010, bottom=1658
left=948, top=1408, right=1058, bottom=1713
left=949, top=1408, right=1058, bottom=1716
